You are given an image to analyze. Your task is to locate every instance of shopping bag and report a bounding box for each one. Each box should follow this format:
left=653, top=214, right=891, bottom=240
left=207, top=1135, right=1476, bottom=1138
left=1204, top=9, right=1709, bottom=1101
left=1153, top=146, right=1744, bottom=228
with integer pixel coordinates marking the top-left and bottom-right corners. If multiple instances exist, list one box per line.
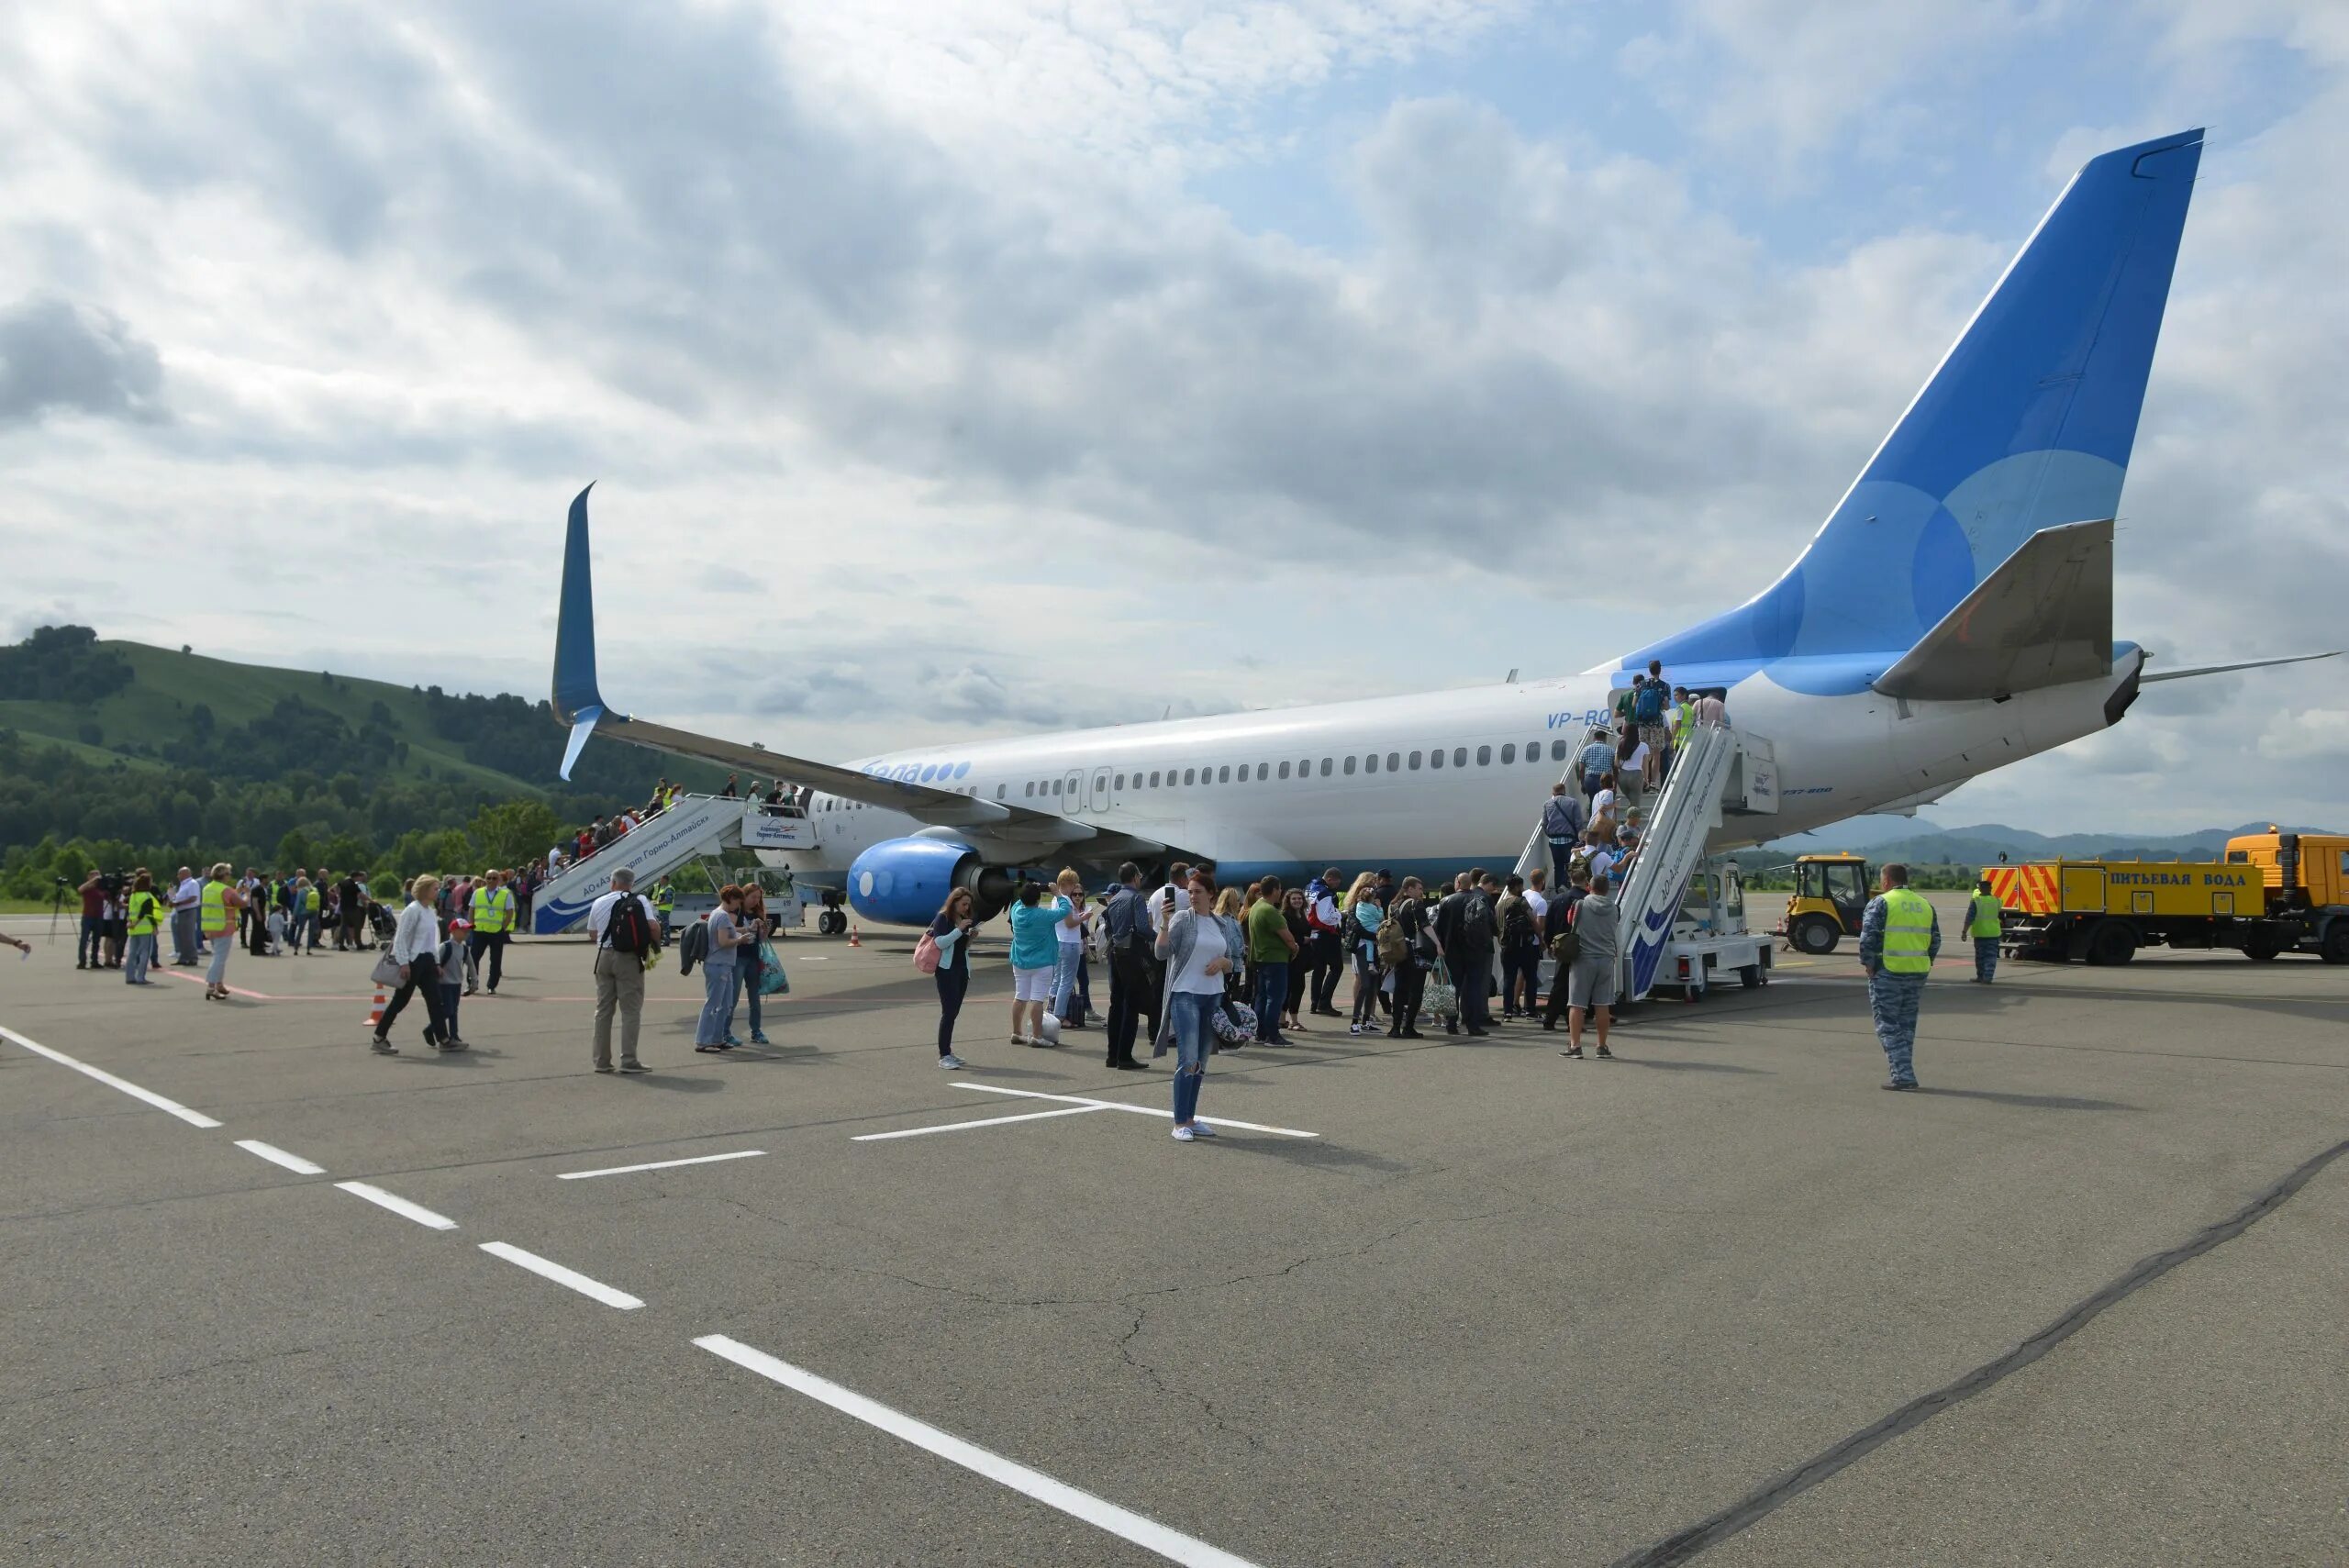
left=758, top=940, right=790, bottom=995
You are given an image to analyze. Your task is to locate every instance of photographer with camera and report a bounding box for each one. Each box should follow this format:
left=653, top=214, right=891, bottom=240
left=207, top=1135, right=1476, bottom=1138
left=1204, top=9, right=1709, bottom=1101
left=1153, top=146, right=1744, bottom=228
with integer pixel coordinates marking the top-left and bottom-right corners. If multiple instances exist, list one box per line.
left=75, top=871, right=106, bottom=970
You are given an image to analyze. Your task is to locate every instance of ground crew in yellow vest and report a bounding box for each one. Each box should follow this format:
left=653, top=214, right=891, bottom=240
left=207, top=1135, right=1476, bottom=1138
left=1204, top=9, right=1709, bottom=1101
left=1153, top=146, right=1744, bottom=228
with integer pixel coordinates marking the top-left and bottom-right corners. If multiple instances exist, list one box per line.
left=199, top=862, right=240, bottom=1001
left=124, top=872, right=164, bottom=986
left=652, top=879, right=676, bottom=940
left=1966, top=878, right=2005, bottom=984
left=1859, top=862, right=1941, bottom=1091
left=467, top=869, right=518, bottom=995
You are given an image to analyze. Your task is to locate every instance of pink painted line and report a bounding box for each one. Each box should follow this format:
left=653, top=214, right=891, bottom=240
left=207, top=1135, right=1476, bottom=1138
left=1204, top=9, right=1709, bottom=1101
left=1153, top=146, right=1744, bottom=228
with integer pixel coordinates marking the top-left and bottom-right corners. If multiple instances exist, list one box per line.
left=159, top=971, right=372, bottom=1002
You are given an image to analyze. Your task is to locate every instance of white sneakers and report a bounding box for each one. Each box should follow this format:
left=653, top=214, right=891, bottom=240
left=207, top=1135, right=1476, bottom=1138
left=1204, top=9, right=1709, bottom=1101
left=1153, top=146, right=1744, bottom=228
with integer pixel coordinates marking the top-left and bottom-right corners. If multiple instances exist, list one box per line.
left=1171, top=1125, right=1195, bottom=1141
left=1172, top=1121, right=1216, bottom=1141
left=940, top=1053, right=965, bottom=1070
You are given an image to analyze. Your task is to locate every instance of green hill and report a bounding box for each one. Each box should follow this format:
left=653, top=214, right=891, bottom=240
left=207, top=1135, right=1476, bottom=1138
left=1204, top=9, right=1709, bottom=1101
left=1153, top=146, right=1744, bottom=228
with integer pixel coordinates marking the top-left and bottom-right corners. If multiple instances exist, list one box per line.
left=0, top=626, right=726, bottom=896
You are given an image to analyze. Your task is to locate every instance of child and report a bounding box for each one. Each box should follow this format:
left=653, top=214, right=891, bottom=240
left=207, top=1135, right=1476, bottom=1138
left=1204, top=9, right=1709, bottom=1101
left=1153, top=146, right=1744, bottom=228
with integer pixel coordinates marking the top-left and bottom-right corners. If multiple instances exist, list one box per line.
left=265, top=903, right=289, bottom=955
left=436, top=918, right=472, bottom=1049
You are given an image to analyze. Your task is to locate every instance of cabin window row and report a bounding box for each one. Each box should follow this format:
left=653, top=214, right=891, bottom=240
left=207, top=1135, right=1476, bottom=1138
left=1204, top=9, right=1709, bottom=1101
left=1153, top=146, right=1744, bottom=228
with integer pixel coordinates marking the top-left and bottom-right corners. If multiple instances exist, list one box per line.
left=1000, top=737, right=1574, bottom=798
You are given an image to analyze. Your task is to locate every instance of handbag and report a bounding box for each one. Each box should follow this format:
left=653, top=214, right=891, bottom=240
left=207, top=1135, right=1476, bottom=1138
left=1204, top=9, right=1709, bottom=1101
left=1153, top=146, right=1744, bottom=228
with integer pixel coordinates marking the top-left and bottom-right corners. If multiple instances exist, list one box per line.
left=1423, top=961, right=1458, bottom=1024
left=913, top=931, right=941, bottom=974
left=370, top=951, right=405, bottom=988
left=758, top=940, right=790, bottom=995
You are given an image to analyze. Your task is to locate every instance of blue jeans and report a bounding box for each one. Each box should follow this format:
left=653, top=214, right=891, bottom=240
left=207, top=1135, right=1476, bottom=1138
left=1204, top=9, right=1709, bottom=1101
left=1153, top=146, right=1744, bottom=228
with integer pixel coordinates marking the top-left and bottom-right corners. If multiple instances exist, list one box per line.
left=78, top=915, right=103, bottom=965
left=1168, top=991, right=1217, bottom=1124
left=736, top=948, right=763, bottom=1036
left=935, top=962, right=968, bottom=1056
left=440, top=984, right=463, bottom=1040
left=1052, top=944, right=1084, bottom=1019
left=1252, top=959, right=1288, bottom=1040
left=1868, top=971, right=1925, bottom=1084
left=697, top=955, right=739, bottom=1045
left=1974, top=936, right=1999, bottom=982
left=124, top=933, right=156, bottom=983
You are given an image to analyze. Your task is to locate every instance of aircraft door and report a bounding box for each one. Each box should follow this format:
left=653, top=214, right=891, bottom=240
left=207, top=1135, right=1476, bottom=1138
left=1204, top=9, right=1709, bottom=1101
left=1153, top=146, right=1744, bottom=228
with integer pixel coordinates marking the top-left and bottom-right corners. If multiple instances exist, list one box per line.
left=1063, top=768, right=1083, bottom=813
left=1088, top=767, right=1111, bottom=814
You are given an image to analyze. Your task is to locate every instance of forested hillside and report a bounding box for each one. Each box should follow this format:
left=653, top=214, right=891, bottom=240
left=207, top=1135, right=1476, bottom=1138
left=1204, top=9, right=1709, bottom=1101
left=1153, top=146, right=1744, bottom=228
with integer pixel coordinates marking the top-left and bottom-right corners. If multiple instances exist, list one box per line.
left=0, top=627, right=726, bottom=896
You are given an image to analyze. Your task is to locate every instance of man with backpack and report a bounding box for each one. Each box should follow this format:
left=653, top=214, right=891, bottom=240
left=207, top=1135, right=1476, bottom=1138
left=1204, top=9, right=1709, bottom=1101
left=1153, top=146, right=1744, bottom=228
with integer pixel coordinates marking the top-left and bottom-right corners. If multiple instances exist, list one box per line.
left=1633, top=663, right=1670, bottom=789
left=1540, top=783, right=1585, bottom=889
left=1433, top=870, right=1497, bottom=1037
left=1101, top=862, right=1158, bottom=1071
left=1305, top=867, right=1345, bottom=1017
left=585, top=868, right=662, bottom=1074
left=1496, top=874, right=1543, bottom=1020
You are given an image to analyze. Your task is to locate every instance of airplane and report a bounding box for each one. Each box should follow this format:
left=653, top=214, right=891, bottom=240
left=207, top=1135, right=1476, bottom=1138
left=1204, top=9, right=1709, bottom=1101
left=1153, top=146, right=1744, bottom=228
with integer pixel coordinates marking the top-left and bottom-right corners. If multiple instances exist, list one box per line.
left=549, top=128, right=2332, bottom=929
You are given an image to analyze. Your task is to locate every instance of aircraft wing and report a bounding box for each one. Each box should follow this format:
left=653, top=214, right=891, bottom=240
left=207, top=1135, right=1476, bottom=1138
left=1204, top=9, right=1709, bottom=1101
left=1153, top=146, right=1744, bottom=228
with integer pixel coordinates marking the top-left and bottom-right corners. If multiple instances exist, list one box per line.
left=551, top=485, right=1168, bottom=862
left=1875, top=519, right=2112, bottom=702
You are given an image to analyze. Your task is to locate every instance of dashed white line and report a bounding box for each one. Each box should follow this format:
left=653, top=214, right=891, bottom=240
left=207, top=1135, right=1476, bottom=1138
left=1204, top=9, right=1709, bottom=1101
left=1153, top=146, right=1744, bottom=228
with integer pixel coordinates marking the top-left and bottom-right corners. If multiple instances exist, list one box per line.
left=480, top=1241, right=643, bottom=1309
left=557, top=1149, right=767, bottom=1180
left=852, top=1105, right=1108, bottom=1142
left=0, top=1024, right=224, bottom=1129
left=952, top=1081, right=1319, bottom=1139
left=333, top=1180, right=459, bottom=1231
left=235, top=1139, right=325, bottom=1175
left=694, top=1334, right=1262, bottom=1567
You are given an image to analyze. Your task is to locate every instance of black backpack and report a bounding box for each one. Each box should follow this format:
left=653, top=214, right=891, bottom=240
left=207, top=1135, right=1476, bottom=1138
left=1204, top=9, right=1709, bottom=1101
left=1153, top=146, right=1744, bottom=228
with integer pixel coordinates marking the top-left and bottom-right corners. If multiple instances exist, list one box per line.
left=607, top=895, right=652, bottom=956
left=1502, top=899, right=1533, bottom=948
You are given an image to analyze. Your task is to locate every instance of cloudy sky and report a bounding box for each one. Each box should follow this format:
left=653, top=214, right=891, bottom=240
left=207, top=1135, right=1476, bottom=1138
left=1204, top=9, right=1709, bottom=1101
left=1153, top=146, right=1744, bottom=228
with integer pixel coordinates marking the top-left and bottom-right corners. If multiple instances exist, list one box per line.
left=3, top=1, right=2343, bottom=834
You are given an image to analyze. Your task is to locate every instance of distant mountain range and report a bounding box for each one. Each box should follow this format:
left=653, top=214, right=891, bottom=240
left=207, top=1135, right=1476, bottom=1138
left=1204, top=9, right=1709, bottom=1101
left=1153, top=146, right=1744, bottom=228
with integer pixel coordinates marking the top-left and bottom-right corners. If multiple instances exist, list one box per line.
left=1749, top=816, right=2318, bottom=868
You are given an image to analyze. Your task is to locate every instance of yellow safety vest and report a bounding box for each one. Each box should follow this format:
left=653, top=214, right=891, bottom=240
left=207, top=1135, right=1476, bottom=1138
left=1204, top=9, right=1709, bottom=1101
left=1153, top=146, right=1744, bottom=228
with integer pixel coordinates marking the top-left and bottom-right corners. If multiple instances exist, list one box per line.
left=127, top=891, right=161, bottom=936
left=470, top=885, right=514, bottom=934
left=199, top=879, right=232, bottom=937
left=1966, top=892, right=2003, bottom=940
left=1878, top=887, right=1934, bottom=974
left=1672, top=703, right=1697, bottom=748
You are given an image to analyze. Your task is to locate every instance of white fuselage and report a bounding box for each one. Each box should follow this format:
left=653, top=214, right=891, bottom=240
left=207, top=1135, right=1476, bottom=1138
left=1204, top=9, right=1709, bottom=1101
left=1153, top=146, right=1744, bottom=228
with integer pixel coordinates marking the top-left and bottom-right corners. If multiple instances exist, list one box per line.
left=781, top=662, right=2131, bottom=891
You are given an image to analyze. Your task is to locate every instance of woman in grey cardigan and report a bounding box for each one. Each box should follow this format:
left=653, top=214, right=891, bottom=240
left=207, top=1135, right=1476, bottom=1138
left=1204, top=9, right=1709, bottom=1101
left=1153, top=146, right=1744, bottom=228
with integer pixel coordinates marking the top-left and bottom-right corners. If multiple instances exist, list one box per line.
left=1153, top=870, right=1241, bottom=1141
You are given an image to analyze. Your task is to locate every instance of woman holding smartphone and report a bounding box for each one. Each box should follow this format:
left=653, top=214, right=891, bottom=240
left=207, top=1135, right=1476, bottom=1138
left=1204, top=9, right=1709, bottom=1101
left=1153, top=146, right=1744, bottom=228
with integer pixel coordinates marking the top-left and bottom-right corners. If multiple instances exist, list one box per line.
left=1152, top=870, right=1241, bottom=1141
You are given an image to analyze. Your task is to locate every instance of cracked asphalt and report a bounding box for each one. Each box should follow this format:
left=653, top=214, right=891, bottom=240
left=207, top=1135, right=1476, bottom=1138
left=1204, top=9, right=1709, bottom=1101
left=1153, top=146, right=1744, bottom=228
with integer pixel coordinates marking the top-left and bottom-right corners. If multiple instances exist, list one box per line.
left=5, top=906, right=2346, bottom=1566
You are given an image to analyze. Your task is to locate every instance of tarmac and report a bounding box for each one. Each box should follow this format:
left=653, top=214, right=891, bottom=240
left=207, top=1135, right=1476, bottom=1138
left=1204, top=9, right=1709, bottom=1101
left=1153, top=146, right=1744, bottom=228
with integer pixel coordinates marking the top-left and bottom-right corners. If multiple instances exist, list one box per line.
left=4, top=895, right=2344, bottom=1567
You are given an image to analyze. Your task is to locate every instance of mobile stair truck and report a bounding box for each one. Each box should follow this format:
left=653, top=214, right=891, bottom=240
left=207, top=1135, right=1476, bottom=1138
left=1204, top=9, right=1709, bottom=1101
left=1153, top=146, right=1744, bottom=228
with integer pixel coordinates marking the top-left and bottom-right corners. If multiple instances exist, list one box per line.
left=1986, top=828, right=2349, bottom=965
left=1516, top=721, right=1777, bottom=1003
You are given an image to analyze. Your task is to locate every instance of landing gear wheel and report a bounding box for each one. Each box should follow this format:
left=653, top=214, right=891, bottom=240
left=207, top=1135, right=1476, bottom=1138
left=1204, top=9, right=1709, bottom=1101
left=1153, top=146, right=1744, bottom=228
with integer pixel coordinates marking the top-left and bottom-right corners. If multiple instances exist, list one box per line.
left=2086, top=920, right=2138, bottom=966
left=818, top=908, right=847, bottom=937
left=1740, top=963, right=1764, bottom=989
left=1790, top=916, right=1840, bottom=955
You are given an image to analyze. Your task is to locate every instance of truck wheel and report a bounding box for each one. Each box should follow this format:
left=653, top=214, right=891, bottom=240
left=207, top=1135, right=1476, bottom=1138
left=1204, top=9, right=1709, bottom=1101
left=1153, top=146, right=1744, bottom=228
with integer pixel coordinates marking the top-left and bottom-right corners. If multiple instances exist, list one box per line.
left=2322, top=925, right=2349, bottom=965
left=2086, top=920, right=2138, bottom=966
left=1790, top=916, right=1840, bottom=955
left=1740, top=963, right=1764, bottom=989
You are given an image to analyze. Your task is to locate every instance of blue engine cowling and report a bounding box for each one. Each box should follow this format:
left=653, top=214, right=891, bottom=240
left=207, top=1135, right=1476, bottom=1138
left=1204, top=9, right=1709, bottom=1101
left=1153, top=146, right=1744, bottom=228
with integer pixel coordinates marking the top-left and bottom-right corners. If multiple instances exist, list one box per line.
left=846, top=838, right=981, bottom=927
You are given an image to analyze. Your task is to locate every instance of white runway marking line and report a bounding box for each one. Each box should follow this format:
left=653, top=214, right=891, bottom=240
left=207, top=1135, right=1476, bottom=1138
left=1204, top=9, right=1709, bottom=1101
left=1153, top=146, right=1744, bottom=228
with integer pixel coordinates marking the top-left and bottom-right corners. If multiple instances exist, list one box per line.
left=852, top=1105, right=1108, bottom=1142
left=952, top=1081, right=1319, bottom=1139
left=235, top=1140, right=326, bottom=1175
left=694, top=1334, right=1263, bottom=1568
left=333, top=1180, right=459, bottom=1231
left=479, top=1242, right=643, bottom=1309
left=558, top=1149, right=766, bottom=1180
left=0, top=1024, right=224, bottom=1129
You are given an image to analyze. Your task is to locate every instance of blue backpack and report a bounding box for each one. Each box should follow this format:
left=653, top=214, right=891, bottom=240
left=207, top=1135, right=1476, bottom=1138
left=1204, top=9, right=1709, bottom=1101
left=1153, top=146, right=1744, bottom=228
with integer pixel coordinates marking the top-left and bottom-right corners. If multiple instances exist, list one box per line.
left=1633, top=682, right=1665, bottom=725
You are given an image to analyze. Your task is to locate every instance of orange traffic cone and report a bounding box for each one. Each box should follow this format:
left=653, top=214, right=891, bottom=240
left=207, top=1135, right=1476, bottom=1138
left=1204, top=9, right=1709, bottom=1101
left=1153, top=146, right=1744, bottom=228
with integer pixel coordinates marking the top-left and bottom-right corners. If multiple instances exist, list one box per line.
left=365, top=985, right=387, bottom=1029
left=847, top=924, right=863, bottom=948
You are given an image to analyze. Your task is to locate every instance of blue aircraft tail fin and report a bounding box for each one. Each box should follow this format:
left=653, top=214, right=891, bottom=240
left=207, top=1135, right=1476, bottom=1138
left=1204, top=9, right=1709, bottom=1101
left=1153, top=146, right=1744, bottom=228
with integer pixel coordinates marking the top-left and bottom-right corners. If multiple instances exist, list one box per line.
left=552, top=482, right=617, bottom=778
left=1631, top=129, right=2201, bottom=688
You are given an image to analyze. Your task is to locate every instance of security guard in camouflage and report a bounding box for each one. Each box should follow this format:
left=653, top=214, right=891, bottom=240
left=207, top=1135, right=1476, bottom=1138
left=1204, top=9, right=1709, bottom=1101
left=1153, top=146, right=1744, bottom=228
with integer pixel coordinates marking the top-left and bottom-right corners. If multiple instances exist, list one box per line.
left=1859, top=862, right=1941, bottom=1091
left=1966, top=879, right=2005, bottom=983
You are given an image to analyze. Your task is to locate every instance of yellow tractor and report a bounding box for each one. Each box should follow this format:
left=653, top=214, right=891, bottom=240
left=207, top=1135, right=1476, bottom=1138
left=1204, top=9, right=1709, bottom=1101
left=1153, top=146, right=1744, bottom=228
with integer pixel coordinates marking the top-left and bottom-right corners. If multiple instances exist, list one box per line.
left=1780, top=852, right=1872, bottom=954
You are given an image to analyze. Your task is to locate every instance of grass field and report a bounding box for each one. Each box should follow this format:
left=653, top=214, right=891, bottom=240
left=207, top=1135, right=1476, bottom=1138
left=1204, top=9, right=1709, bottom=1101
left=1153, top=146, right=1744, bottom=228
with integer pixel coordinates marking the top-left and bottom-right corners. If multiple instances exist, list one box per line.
left=0, top=641, right=539, bottom=795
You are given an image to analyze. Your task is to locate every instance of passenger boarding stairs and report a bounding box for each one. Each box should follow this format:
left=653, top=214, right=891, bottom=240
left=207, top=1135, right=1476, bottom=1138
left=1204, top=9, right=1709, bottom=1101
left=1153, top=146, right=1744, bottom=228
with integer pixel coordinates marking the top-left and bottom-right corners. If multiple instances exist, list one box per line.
left=530, top=795, right=818, bottom=934
left=1510, top=725, right=1777, bottom=1004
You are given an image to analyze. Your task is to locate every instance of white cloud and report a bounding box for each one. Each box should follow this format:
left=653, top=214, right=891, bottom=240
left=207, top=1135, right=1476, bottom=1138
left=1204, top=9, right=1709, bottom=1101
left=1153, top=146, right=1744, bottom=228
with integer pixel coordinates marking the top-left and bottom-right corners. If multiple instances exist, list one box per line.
left=0, top=0, right=2342, bottom=834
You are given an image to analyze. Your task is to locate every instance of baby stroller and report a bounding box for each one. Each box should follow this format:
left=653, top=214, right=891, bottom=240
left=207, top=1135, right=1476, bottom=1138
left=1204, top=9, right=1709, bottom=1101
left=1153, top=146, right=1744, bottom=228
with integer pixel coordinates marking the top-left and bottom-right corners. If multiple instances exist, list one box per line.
left=365, top=903, right=397, bottom=950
